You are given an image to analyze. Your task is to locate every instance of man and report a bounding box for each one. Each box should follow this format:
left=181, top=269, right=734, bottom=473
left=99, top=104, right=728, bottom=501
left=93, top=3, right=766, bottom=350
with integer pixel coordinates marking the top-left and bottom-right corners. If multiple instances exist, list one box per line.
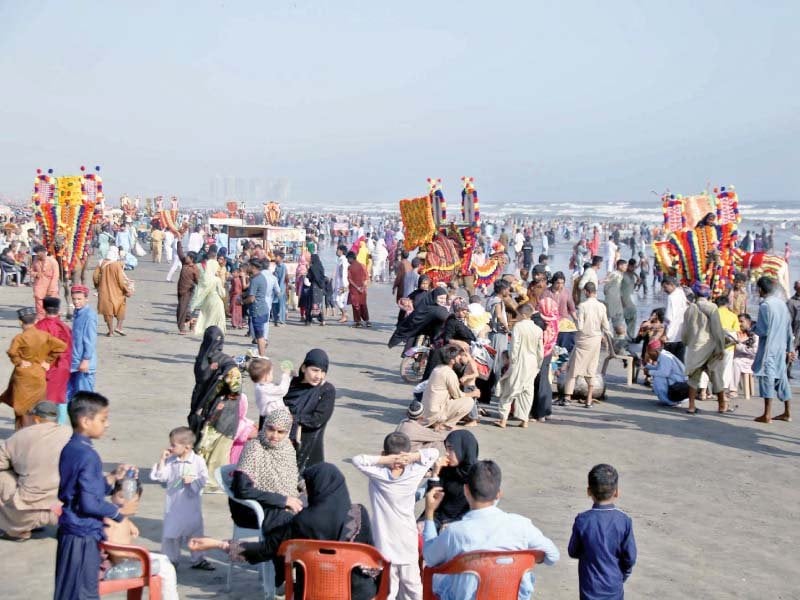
left=115, top=223, right=133, bottom=255
left=163, top=227, right=175, bottom=264
left=729, top=273, right=748, bottom=316
left=333, top=245, right=350, bottom=323
left=423, top=461, right=559, bottom=600
left=662, top=276, right=688, bottom=363
left=716, top=295, right=740, bottom=394
left=347, top=251, right=371, bottom=328
left=682, top=284, right=729, bottom=414
left=0, top=308, right=67, bottom=429
left=395, top=399, right=446, bottom=455
left=150, top=225, right=164, bottom=263
left=166, top=224, right=188, bottom=282
left=0, top=401, right=72, bottom=540
left=753, top=276, right=794, bottom=423
left=520, top=236, right=534, bottom=271
left=187, top=225, right=204, bottom=253
left=578, top=255, right=602, bottom=297
left=786, top=280, right=800, bottom=378
left=562, top=282, right=610, bottom=407
left=244, top=259, right=278, bottom=357
left=68, top=285, right=98, bottom=400
left=30, top=245, right=60, bottom=321
left=603, top=259, right=626, bottom=328
left=35, top=297, right=72, bottom=424
left=271, top=251, right=289, bottom=326
left=176, top=243, right=199, bottom=334
left=421, top=346, right=476, bottom=430
left=402, top=257, right=422, bottom=298
left=605, top=235, right=618, bottom=275
left=643, top=339, right=689, bottom=407
left=392, top=250, right=412, bottom=303
left=496, top=303, right=543, bottom=428
left=536, top=253, right=551, bottom=277
left=621, top=258, right=638, bottom=338
left=637, top=251, right=650, bottom=295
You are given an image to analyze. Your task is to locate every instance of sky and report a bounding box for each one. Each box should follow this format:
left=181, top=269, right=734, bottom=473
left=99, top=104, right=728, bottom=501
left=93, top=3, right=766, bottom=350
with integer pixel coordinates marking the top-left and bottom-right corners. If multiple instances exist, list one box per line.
left=1, top=0, right=798, bottom=207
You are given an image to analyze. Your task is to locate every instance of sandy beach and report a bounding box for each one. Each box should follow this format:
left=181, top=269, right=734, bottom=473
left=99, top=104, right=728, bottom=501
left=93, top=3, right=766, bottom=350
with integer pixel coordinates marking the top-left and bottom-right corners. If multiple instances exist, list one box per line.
left=0, top=248, right=798, bottom=600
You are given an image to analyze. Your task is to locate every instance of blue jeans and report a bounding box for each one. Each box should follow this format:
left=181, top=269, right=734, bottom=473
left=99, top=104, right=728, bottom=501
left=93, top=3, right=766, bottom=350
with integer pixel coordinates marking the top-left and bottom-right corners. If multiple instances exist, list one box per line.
left=272, top=289, right=287, bottom=324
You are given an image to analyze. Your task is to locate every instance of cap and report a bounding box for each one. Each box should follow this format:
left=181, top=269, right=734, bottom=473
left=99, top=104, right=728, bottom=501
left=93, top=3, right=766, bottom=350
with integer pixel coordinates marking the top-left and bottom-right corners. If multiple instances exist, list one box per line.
left=30, top=400, right=59, bottom=418
left=17, top=307, right=36, bottom=319
left=407, top=400, right=424, bottom=419
left=647, top=339, right=663, bottom=351
left=71, top=284, right=89, bottom=295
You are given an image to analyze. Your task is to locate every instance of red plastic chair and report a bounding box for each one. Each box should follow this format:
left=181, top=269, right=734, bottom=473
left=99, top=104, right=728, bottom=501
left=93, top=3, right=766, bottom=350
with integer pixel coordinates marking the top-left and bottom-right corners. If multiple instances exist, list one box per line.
left=278, top=539, right=391, bottom=600
left=98, top=542, right=162, bottom=600
left=422, top=549, right=544, bottom=600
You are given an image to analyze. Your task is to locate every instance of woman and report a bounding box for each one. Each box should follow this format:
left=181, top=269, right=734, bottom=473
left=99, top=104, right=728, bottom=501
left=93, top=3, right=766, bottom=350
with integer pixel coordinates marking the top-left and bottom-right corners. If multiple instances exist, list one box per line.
left=189, top=463, right=380, bottom=599
left=196, top=365, right=248, bottom=493
left=531, top=297, right=559, bottom=422
left=486, top=280, right=511, bottom=382
left=295, top=254, right=308, bottom=320
left=304, top=254, right=326, bottom=325
left=92, top=246, right=131, bottom=336
left=188, top=326, right=234, bottom=438
left=388, top=287, right=450, bottom=350
left=190, top=250, right=227, bottom=335
left=429, top=430, right=479, bottom=530
left=283, top=349, right=335, bottom=472
left=229, top=267, right=245, bottom=329
left=0, top=247, right=23, bottom=284
left=230, top=408, right=302, bottom=531
left=372, top=238, right=388, bottom=282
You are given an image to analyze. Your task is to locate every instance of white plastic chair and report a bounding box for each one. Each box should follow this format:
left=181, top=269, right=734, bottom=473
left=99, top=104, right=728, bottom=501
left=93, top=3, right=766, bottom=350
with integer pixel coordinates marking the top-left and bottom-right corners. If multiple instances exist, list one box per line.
left=215, top=465, right=275, bottom=598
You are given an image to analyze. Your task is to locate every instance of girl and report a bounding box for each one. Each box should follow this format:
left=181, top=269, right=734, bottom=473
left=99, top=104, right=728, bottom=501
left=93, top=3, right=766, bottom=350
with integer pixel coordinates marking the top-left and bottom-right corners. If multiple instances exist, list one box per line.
left=282, top=349, right=335, bottom=472
left=427, top=430, right=479, bottom=530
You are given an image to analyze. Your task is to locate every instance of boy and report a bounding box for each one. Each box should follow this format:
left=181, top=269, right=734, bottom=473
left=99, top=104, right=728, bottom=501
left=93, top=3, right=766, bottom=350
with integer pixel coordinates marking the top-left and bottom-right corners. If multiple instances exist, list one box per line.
left=352, top=432, right=438, bottom=600
left=150, top=426, right=213, bottom=570
left=568, top=464, right=637, bottom=600
left=0, top=307, right=67, bottom=429
left=35, top=297, right=73, bottom=424
left=55, top=391, right=136, bottom=600
left=248, top=357, right=292, bottom=430
left=103, top=479, right=179, bottom=600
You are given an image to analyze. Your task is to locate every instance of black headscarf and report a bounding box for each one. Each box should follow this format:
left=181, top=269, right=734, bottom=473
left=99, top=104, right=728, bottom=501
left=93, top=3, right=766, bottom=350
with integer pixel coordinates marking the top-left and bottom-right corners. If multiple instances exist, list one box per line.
left=292, top=463, right=352, bottom=541
left=308, top=254, right=325, bottom=288
left=283, top=349, right=332, bottom=441
left=436, top=430, right=480, bottom=523
left=189, top=326, right=236, bottom=438
left=388, top=290, right=450, bottom=348
left=194, top=325, right=225, bottom=387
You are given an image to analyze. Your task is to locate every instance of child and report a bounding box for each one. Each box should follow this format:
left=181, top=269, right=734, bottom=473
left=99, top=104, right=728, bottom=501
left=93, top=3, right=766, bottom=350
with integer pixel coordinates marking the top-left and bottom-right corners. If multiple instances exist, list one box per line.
left=568, top=464, right=637, bottom=600
left=54, top=391, right=136, bottom=600
left=612, top=322, right=632, bottom=356
left=248, top=357, right=292, bottom=431
left=352, top=432, right=439, bottom=600
left=150, top=426, right=214, bottom=570
left=0, top=307, right=68, bottom=429
left=103, top=479, right=179, bottom=600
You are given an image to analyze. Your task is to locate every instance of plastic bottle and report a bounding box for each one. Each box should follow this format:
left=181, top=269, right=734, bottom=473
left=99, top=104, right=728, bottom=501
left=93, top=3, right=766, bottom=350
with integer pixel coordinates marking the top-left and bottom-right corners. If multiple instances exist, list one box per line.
left=121, top=468, right=137, bottom=500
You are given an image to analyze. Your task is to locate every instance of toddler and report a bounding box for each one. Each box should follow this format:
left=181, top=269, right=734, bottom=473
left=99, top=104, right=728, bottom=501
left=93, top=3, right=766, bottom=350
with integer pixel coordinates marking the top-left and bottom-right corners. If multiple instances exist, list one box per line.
left=248, top=357, right=292, bottom=430
left=103, top=479, right=179, bottom=600
left=150, top=426, right=213, bottom=570
left=568, top=464, right=637, bottom=600
left=353, top=432, right=439, bottom=600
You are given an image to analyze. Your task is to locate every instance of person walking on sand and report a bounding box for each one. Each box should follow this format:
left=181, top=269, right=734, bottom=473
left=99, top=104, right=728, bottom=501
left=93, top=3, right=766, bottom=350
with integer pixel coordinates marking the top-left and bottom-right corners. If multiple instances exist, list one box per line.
left=93, top=247, right=131, bottom=336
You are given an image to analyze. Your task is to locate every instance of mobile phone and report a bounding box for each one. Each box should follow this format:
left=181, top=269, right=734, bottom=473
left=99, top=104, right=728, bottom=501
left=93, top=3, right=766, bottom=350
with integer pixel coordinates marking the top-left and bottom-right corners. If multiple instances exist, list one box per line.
left=426, top=478, right=443, bottom=492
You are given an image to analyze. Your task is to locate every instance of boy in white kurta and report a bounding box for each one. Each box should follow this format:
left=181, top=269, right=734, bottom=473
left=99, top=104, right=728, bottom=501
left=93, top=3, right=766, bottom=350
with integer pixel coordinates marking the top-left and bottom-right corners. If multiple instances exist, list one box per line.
left=150, top=426, right=212, bottom=569
left=353, top=433, right=439, bottom=600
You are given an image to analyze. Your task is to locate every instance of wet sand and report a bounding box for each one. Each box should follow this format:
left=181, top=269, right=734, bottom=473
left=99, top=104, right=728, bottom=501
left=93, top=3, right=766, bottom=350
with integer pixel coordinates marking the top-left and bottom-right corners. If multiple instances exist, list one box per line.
left=0, top=248, right=798, bottom=600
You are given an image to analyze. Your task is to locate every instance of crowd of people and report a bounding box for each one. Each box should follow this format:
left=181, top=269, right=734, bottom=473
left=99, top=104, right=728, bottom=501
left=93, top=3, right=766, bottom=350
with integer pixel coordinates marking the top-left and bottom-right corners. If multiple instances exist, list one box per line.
left=0, top=208, right=797, bottom=599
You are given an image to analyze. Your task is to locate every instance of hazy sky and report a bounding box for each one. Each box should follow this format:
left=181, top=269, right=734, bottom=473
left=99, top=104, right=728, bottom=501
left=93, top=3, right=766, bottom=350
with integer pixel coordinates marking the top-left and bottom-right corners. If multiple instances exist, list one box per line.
left=1, top=1, right=798, bottom=207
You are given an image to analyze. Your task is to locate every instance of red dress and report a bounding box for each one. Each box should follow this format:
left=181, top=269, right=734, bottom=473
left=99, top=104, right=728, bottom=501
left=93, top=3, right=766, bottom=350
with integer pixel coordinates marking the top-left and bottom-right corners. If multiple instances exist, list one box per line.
left=34, top=316, right=73, bottom=404
left=230, top=275, right=244, bottom=328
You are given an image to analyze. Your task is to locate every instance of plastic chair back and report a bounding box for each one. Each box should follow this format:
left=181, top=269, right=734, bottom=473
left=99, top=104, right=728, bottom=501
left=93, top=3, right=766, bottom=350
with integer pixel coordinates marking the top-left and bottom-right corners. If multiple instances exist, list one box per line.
left=278, top=539, right=391, bottom=600
left=422, top=549, right=544, bottom=600
left=98, top=542, right=162, bottom=599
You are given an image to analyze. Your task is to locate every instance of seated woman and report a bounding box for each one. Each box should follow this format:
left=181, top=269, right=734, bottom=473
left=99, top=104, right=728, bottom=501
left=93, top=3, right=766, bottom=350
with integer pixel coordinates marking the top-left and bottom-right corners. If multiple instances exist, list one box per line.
left=731, top=312, right=758, bottom=396
left=190, top=463, right=380, bottom=600
left=426, top=430, right=479, bottom=531
left=229, top=408, right=303, bottom=531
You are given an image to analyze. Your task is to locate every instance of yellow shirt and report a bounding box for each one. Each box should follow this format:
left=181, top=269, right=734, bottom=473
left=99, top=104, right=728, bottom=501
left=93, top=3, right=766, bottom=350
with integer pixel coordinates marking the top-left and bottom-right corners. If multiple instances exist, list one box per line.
left=718, top=306, right=740, bottom=349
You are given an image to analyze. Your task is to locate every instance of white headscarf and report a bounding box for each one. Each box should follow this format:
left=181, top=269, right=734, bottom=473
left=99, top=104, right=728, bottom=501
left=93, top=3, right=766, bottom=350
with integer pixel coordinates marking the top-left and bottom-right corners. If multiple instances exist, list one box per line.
left=106, top=246, right=120, bottom=261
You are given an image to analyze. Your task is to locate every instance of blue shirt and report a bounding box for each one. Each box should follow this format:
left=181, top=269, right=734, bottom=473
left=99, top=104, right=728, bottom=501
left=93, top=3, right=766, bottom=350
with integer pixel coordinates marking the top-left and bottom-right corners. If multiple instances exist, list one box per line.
left=71, top=305, right=98, bottom=372
left=250, top=271, right=280, bottom=317
left=568, top=504, right=637, bottom=600
left=58, top=433, right=121, bottom=540
left=644, top=350, right=686, bottom=386
left=423, top=505, right=560, bottom=600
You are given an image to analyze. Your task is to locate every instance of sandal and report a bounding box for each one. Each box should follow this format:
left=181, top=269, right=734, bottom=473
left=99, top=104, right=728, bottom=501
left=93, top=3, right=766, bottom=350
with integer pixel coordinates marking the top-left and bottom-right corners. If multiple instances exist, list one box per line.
left=114, top=329, right=127, bottom=336
left=686, top=408, right=701, bottom=415
left=191, top=559, right=216, bottom=571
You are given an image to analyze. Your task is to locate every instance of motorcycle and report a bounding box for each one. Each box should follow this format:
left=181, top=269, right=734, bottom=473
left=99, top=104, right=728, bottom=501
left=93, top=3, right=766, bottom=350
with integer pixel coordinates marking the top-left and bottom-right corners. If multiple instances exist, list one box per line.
left=400, top=338, right=430, bottom=384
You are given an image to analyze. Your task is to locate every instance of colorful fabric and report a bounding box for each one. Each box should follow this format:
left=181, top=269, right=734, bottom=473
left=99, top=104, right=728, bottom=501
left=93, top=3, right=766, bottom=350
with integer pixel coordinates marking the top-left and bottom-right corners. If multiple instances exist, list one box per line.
left=399, top=196, right=436, bottom=250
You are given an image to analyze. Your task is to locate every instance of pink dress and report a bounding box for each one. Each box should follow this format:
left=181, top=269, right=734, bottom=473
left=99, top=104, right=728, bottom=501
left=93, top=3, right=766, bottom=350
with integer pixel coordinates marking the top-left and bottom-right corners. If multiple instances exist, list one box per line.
left=229, top=393, right=255, bottom=464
